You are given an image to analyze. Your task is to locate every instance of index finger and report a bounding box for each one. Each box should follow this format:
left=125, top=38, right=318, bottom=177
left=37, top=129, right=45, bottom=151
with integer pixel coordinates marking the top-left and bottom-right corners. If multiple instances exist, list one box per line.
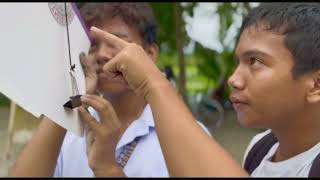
left=90, top=26, right=129, bottom=50
left=81, top=94, right=116, bottom=125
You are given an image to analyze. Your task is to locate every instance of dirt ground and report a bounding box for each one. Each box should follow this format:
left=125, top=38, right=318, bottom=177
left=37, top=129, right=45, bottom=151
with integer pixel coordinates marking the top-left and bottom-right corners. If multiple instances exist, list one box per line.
left=0, top=106, right=260, bottom=177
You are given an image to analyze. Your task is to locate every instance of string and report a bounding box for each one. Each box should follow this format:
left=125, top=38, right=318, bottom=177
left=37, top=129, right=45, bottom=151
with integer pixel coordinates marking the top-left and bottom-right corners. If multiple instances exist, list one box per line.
left=64, top=2, right=74, bottom=71
left=64, top=3, right=79, bottom=97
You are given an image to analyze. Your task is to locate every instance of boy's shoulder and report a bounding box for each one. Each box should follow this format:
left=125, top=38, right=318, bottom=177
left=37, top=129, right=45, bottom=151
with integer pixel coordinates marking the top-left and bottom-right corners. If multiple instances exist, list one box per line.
left=242, top=129, right=320, bottom=177
left=242, top=129, right=271, bottom=166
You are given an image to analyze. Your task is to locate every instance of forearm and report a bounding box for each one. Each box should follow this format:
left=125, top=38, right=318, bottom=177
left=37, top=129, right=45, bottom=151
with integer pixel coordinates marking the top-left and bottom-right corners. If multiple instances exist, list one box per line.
left=9, top=116, right=66, bottom=177
left=146, top=80, right=248, bottom=177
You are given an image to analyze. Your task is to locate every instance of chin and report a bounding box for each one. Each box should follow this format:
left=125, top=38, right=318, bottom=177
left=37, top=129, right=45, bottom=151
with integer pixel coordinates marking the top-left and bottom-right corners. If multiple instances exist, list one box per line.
left=98, top=83, right=131, bottom=96
left=236, top=114, right=265, bottom=129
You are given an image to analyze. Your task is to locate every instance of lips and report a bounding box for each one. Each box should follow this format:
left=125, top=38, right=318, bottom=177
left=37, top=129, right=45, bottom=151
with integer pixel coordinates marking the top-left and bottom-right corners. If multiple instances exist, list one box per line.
left=230, top=95, right=249, bottom=111
left=230, top=96, right=248, bottom=104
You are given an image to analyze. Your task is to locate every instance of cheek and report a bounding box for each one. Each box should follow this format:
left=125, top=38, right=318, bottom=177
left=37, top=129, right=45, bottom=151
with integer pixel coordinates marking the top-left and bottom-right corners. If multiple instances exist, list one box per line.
left=253, top=72, right=305, bottom=108
left=241, top=74, right=305, bottom=127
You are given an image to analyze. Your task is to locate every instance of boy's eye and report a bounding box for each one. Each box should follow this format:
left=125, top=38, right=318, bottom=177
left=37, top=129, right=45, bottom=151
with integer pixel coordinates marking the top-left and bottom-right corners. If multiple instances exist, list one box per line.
left=249, top=57, right=259, bottom=65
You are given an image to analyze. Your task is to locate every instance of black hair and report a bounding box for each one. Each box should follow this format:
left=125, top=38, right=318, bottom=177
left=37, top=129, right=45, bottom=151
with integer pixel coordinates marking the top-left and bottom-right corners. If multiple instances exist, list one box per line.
left=80, top=3, right=158, bottom=46
left=239, top=3, right=320, bottom=79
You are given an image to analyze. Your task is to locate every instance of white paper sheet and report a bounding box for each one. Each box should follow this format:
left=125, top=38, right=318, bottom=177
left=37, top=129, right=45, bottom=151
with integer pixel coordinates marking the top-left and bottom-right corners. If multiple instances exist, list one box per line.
left=0, top=3, right=91, bottom=136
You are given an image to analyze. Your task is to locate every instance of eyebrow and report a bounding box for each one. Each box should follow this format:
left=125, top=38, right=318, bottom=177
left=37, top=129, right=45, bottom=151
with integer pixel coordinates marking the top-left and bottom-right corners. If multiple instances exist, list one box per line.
left=242, top=50, right=272, bottom=59
left=234, top=49, right=273, bottom=63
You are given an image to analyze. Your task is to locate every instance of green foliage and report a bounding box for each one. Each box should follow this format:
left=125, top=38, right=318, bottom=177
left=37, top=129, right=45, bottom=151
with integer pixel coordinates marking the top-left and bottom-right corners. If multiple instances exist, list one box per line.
left=151, top=2, right=196, bottom=56
left=151, top=2, right=247, bottom=100
left=217, top=3, right=236, bottom=44
left=150, top=3, right=177, bottom=55
left=193, top=43, right=222, bottom=85
left=0, top=93, right=10, bottom=107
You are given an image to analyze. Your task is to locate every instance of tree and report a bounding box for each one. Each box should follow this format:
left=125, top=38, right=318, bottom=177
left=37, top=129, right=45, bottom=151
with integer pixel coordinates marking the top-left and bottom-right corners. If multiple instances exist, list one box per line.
left=175, top=3, right=187, bottom=102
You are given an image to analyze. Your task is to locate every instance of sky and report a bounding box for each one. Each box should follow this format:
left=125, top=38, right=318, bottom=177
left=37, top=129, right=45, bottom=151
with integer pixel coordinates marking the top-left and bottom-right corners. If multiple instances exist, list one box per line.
left=183, top=2, right=260, bottom=54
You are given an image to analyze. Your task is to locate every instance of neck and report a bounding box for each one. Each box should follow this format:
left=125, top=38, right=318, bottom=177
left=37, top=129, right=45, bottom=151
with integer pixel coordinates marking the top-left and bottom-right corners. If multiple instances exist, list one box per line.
left=272, top=106, right=320, bottom=162
left=103, top=91, right=147, bottom=135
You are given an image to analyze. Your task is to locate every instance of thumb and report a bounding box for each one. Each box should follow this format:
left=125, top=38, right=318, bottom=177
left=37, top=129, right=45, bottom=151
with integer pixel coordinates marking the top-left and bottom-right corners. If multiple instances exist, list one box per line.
left=80, top=53, right=96, bottom=75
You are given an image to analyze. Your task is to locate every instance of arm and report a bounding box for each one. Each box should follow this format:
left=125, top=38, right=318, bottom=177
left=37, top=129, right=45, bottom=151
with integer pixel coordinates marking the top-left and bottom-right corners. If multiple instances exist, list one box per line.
left=90, top=26, right=248, bottom=177
left=9, top=53, right=97, bottom=177
left=147, top=79, right=247, bottom=177
left=9, top=116, right=66, bottom=177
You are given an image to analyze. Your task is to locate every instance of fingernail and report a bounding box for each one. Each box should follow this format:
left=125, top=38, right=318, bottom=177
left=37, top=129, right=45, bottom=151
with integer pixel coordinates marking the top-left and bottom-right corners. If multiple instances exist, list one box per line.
left=79, top=53, right=84, bottom=61
left=90, top=26, right=97, bottom=31
left=79, top=52, right=85, bottom=58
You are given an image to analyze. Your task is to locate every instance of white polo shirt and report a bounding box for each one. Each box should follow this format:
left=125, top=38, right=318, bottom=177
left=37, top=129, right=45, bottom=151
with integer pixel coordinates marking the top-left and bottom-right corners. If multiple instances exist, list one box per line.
left=243, top=129, right=320, bottom=177
left=54, top=104, right=211, bottom=177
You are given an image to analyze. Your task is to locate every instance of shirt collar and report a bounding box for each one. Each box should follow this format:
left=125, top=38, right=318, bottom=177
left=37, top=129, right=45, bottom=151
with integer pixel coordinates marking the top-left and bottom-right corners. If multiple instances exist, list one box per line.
left=115, top=104, right=155, bottom=150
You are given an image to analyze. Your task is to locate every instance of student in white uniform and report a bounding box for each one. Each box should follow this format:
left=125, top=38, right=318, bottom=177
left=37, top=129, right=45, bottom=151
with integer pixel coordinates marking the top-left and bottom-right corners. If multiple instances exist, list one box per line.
left=78, top=3, right=320, bottom=177
left=9, top=3, right=211, bottom=177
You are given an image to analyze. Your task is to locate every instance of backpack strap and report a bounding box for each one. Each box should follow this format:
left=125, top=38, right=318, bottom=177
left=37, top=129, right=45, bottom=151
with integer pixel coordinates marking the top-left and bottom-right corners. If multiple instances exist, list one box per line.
left=244, top=132, right=278, bottom=175
left=309, top=153, right=320, bottom=177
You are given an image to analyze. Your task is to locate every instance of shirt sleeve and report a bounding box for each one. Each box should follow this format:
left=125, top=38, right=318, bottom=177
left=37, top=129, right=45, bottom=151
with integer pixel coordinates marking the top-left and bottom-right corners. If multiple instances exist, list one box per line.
left=53, top=150, right=63, bottom=177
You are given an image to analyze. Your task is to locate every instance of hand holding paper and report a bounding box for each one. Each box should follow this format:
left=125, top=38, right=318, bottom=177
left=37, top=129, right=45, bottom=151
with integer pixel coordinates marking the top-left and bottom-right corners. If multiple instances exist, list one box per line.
left=80, top=52, right=98, bottom=95
left=78, top=94, right=123, bottom=177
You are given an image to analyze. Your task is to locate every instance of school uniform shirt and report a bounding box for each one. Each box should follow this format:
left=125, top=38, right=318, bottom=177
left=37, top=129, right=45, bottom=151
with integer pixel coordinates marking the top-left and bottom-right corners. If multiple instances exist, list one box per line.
left=242, top=129, right=320, bottom=177
left=54, top=104, right=211, bottom=177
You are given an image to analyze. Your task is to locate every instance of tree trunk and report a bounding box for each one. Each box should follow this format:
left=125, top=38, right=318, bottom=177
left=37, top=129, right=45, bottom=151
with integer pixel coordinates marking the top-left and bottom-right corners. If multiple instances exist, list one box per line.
left=175, top=3, right=187, bottom=102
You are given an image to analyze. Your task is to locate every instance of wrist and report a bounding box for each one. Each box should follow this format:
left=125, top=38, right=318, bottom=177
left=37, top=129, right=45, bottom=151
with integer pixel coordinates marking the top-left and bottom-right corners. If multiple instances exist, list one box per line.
left=145, top=76, right=173, bottom=102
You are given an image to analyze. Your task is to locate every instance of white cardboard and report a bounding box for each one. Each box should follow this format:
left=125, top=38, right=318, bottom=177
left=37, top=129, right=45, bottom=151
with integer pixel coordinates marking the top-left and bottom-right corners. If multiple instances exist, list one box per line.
left=0, top=3, right=91, bottom=136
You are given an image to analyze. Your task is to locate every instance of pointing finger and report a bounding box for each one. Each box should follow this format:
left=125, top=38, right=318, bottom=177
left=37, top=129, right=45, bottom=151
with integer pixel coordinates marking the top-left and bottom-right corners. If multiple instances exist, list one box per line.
left=90, top=26, right=129, bottom=51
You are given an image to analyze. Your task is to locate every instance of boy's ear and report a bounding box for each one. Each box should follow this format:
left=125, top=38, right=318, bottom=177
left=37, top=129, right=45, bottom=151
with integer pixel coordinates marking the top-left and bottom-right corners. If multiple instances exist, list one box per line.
left=306, top=71, right=320, bottom=103
left=145, top=43, right=159, bottom=63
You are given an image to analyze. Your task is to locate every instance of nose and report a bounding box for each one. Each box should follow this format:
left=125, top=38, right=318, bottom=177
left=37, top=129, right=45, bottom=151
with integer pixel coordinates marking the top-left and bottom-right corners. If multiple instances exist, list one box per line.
left=228, top=66, right=245, bottom=91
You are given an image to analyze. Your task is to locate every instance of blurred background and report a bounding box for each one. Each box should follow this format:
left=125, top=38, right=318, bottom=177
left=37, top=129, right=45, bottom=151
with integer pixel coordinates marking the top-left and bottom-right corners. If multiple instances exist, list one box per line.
left=0, top=2, right=263, bottom=176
